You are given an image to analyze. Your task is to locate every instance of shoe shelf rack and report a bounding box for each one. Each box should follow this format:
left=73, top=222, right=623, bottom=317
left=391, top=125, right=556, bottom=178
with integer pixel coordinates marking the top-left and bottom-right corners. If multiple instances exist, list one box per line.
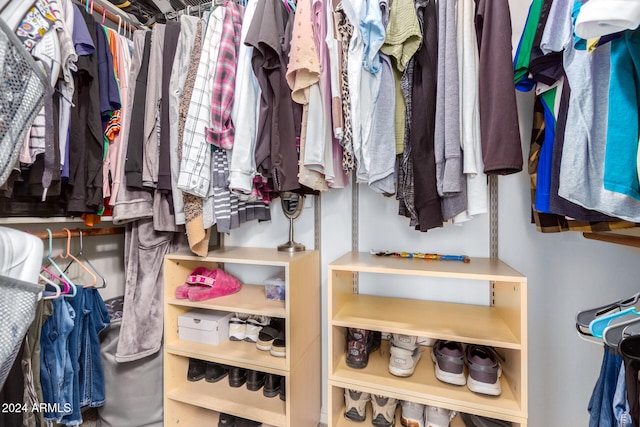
left=163, top=247, right=321, bottom=427
left=327, top=252, right=528, bottom=427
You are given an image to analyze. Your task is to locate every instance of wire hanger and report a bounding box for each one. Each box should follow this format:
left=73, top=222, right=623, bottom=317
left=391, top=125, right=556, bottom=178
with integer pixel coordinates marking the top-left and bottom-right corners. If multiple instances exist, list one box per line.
left=76, top=229, right=106, bottom=289
left=60, top=228, right=97, bottom=288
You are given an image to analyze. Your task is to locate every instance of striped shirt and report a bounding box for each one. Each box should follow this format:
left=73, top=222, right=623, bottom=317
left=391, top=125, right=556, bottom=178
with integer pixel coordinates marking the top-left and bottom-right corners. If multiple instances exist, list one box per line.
left=177, top=7, right=224, bottom=198
left=206, top=2, right=244, bottom=150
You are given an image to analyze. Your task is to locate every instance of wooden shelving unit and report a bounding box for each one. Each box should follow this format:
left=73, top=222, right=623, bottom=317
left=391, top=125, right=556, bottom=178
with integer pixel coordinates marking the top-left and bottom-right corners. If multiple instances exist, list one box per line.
left=164, top=247, right=320, bottom=427
left=327, top=252, right=528, bottom=427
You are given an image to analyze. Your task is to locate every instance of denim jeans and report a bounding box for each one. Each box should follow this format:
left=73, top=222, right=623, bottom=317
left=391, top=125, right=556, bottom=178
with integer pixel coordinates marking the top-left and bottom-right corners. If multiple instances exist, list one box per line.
left=612, top=360, right=632, bottom=427
left=40, top=297, right=75, bottom=423
left=79, top=288, right=110, bottom=407
left=61, top=286, right=87, bottom=426
left=589, top=345, right=623, bottom=427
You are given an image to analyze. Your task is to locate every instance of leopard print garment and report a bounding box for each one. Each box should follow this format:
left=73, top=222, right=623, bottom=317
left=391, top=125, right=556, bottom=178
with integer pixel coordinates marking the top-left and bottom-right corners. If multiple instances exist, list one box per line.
left=336, top=5, right=356, bottom=173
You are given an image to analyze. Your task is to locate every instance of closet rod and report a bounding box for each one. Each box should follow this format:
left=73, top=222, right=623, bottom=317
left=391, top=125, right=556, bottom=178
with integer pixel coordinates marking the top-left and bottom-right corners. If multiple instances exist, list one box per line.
left=31, top=227, right=124, bottom=240
left=78, top=0, right=138, bottom=33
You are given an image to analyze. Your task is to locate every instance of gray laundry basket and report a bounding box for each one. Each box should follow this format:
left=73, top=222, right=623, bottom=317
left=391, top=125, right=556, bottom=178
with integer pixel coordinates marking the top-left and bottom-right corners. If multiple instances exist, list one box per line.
left=0, top=275, right=40, bottom=390
left=98, top=296, right=163, bottom=427
left=0, top=15, right=47, bottom=187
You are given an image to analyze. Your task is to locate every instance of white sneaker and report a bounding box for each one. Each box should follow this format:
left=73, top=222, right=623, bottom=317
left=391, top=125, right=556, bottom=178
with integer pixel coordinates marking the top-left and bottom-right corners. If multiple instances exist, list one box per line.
left=229, top=313, right=249, bottom=341
left=371, top=395, right=397, bottom=427
left=389, top=344, right=422, bottom=377
left=344, top=389, right=370, bottom=422
left=401, top=400, right=425, bottom=427
left=245, top=315, right=270, bottom=343
left=392, top=334, right=419, bottom=351
left=425, top=406, right=455, bottom=427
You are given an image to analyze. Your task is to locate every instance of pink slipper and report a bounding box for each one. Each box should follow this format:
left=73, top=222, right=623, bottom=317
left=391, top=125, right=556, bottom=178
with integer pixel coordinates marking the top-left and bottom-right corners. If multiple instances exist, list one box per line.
left=175, top=267, right=210, bottom=299
left=187, top=269, right=242, bottom=301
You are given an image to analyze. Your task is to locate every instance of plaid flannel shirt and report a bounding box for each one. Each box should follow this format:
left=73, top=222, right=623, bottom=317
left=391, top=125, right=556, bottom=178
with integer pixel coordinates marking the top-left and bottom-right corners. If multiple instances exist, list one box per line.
left=177, top=8, right=224, bottom=197
left=206, top=2, right=244, bottom=150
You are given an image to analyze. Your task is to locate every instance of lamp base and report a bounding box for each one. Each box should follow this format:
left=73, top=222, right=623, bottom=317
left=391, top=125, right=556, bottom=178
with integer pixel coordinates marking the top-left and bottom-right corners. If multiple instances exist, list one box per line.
left=277, top=240, right=306, bottom=253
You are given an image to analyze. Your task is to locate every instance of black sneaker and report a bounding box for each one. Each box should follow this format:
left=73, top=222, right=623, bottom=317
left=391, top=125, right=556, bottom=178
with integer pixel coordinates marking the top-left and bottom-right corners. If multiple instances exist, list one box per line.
left=228, top=366, right=247, bottom=388
left=218, top=413, right=236, bottom=427
left=246, top=370, right=266, bottom=391
left=205, top=362, right=229, bottom=383
left=187, top=358, right=206, bottom=382
left=263, top=373, right=281, bottom=398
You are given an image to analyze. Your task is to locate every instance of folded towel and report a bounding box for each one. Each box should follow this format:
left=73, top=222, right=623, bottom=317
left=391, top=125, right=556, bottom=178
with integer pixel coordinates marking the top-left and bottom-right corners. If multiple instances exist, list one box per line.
left=575, top=0, right=640, bottom=39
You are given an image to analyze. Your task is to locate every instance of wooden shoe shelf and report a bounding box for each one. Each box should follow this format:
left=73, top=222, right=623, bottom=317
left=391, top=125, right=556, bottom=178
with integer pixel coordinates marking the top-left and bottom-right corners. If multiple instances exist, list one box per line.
left=163, top=247, right=320, bottom=427
left=327, top=252, right=528, bottom=427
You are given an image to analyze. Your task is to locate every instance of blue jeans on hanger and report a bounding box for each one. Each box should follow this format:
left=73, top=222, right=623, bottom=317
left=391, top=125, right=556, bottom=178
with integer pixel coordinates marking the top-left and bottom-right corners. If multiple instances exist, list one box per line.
left=61, top=286, right=87, bottom=426
left=589, top=345, right=622, bottom=427
left=613, top=359, right=632, bottom=427
left=40, top=297, right=75, bottom=424
left=79, top=288, right=110, bottom=408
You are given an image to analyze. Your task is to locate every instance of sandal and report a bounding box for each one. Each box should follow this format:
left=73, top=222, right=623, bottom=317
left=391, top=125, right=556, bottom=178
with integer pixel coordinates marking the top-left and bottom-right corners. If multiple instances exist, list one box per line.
left=256, top=318, right=285, bottom=351
left=187, top=269, right=242, bottom=302
left=175, top=267, right=211, bottom=299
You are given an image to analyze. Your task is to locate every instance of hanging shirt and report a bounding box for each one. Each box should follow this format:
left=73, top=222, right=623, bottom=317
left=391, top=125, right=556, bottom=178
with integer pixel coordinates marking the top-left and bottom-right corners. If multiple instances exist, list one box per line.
left=142, top=24, right=164, bottom=187
left=475, top=0, right=523, bottom=175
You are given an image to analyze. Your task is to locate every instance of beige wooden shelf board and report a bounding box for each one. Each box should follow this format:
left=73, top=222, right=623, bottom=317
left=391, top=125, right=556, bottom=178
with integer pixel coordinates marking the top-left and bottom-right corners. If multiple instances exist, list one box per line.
left=329, top=252, right=526, bottom=282
left=332, top=295, right=521, bottom=349
left=167, top=284, right=286, bottom=318
left=165, top=339, right=287, bottom=373
left=329, top=347, right=524, bottom=419
left=164, top=402, right=221, bottom=426
left=167, top=246, right=316, bottom=266
left=166, top=380, right=286, bottom=426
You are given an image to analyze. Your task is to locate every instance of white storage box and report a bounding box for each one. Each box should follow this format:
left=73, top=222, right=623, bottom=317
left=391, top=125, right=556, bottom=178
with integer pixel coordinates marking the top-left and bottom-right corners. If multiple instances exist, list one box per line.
left=178, top=309, right=232, bottom=346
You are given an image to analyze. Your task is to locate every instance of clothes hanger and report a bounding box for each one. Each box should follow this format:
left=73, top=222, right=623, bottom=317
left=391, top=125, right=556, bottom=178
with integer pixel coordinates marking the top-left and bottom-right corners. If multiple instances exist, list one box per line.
left=602, top=316, right=640, bottom=348
left=39, top=273, right=61, bottom=300
left=623, top=321, right=640, bottom=338
left=75, top=229, right=106, bottom=289
left=589, top=306, right=640, bottom=338
left=619, top=334, right=640, bottom=362
left=117, top=16, right=122, bottom=36
left=576, top=292, right=640, bottom=332
left=44, top=228, right=77, bottom=297
left=40, top=265, right=71, bottom=295
left=60, top=228, right=97, bottom=288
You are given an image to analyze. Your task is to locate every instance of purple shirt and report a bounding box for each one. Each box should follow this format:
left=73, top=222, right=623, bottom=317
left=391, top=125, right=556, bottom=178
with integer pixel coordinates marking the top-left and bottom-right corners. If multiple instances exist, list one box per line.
left=72, top=4, right=95, bottom=56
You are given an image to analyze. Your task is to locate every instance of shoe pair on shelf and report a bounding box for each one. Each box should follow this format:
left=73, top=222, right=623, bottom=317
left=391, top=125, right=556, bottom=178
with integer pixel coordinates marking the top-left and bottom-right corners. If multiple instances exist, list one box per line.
left=431, top=340, right=503, bottom=396
left=176, top=267, right=241, bottom=301
left=400, top=401, right=455, bottom=427
left=229, top=313, right=270, bottom=343
left=227, top=367, right=285, bottom=399
left=256, top=318, right=286, bottom=357
left=344, top=389, right=397, bottom=426
left=187, top=358, right=229, bottom=383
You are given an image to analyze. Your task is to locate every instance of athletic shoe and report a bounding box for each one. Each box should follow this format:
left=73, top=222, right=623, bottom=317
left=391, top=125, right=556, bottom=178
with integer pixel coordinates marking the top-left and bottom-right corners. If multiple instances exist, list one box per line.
left=229, top=313, right=249, bottom=341
left=371, top=395, right=397, bottom=427
left=401, top=400, right=425, bottom=427
left=245, top=315, right=270, bottom=343
left=425, top=405, right=455, bottom=427
left=431, top=340, right=466, bottom=386
left=344, top=389, right=370, bottom=422
left=346, top=328, right=381, bottom=369
left=465, top=344, right=502, bottom=396
left=389, top=343, right=421, bottom=377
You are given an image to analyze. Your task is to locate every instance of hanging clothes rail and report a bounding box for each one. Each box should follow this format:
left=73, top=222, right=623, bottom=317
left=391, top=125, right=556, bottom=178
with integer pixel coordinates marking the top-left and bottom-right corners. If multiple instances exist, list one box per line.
left=31, top=227, right=124, bottom=240
left=77, top=0, right=138, bottom=34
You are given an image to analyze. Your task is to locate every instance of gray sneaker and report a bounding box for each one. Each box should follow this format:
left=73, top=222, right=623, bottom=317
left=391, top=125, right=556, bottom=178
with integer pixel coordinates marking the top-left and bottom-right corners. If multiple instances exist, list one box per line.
left=389, top=344, right=422, bottom=377
left=425, top=405, right=455, bottom=427
left=431, top=340, right=466, bottom=386
left=344, top=389, right=370, bottom=422
left=371, top=395, right=397, bottom=427
left=401, top=400, right=425, bottom=427
left=465, top=344, right=502, bottom=396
